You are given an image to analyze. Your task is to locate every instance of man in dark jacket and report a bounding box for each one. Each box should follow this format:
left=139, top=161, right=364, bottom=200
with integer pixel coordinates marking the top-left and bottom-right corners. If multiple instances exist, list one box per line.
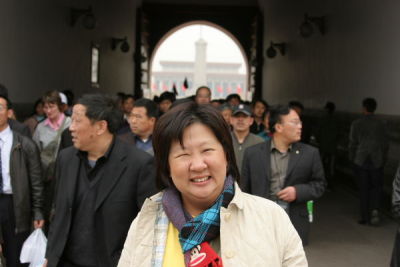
left=349, top=98, right=389, bottom=225
left=0, top=95, right=44, bottom=266
left=391, top=164, right=400, bottom=267
left=45, top=94, right=157, bottom=267
left=241, top=105, right=326, bottom=245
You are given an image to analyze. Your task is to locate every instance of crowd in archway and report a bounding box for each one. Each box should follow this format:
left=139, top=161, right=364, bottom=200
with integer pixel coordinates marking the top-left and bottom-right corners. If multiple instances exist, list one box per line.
left=0, top=83, right=398, bottom=267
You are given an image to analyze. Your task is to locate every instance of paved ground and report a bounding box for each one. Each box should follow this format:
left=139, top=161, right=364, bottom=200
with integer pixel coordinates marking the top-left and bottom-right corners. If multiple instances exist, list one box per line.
left=305, top=188, right=397, bottom=267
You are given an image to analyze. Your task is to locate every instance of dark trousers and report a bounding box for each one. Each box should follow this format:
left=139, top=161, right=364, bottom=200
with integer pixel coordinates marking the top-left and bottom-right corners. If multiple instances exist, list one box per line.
left=0, top=194, right=29, bottom=267
left=355, top=161, right=383, bottom=221
left=391, top=228, right=400, bottom=267
left=321, top=152, right=335, bottom=189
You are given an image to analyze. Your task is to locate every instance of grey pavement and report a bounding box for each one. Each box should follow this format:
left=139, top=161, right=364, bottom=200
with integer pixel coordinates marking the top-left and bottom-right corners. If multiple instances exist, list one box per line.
left=305, top=188, right=397, bottom=267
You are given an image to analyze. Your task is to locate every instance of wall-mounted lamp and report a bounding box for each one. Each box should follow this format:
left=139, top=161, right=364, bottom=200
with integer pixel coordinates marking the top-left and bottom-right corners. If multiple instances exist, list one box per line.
left=266, top=41, right=286, bottom=58
left=111, top=37, right=130, bottom=53
left=299, top=13, right=325, bottom=38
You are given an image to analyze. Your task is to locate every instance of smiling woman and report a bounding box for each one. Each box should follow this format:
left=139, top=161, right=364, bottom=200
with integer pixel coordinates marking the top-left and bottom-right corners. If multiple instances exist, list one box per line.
left=118, top=102, right=308, bottom=267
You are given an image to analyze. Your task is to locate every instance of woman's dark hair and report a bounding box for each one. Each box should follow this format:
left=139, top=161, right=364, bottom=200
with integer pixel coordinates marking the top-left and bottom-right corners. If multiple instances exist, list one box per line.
left=42, top=90, right=63, bottom=111
left=268, top=105, right=292, bottom=133
left=159, top=91, right=176, bottom=103
left=32, top=98, right=43, bottom=115
left=153, top=102, right=240, bottom=190
left=77, top=94, right=123, bottom=134
left=251, top=98, right=269, bottom=111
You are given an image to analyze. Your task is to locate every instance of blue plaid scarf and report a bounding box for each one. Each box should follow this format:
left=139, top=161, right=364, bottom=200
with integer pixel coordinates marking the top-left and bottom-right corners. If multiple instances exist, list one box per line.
left=162, top=175, right=234, bottom=264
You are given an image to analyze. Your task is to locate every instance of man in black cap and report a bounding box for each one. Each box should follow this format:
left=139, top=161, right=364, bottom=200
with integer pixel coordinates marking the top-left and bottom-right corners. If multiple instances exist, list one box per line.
left=230, top=104, right=264, bottom=172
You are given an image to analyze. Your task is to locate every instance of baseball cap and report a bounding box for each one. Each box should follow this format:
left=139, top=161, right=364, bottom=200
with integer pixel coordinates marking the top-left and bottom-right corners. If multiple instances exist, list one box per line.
left=232, top=104, right=252, bottom=116
left=59, top=92, right=68, bottom=104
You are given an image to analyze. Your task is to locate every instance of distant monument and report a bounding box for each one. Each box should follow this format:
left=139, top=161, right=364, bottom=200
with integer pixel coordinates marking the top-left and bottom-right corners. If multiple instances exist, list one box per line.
left=152, top=37, right=247, bottom=99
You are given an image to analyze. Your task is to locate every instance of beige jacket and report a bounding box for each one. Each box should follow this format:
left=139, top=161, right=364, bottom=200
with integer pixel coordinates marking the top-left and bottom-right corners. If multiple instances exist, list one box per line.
left=118, top=185, right=308, bottom=267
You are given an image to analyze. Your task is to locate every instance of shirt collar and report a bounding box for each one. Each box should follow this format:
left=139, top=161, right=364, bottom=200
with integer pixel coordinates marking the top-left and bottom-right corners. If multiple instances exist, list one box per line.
left=135, top=134, right=152, bottom=143
left=0, top=125, right=12, bottom=142
left=44, top=113, right=65, bottom=130
left=77, top=136, right=116, bottom=162
left=270, top=139, right=292, bottom=153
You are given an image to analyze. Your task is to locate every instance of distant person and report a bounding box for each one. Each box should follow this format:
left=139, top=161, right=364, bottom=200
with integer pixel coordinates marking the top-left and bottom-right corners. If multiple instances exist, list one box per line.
left=59, top=92, right=69, bottom=114
left=230, top=104, right=264, bottom=172
left=219, top=103, right=232, bottom=126
left=349, top=97, right=389, bottom=225
left=33, top=90, right=71, bottom=227
left=0, top=83, right=31, bottom=137
left=194, top=86, right=211, bottom=105
left=23, top=98, right=46, bottom=135
left=226, top=93, right=241, bottom=107
left=250, top=98, right=268, bottom=134
left=62, top=89, right=75, bottom=116
left=391, top=164, right=400, bottom=267
left=316, top=101, right=339, bottom=190
left=241, top=105, right=326, bottom=245
left=210, top=99, right=222, bottom=108
left=258, top=110, right=271, bottom=141
left=119, top=98, right=158, bottom=155
left=158, top=91, right=176, bottom=116
left=118, top=94, right=135, bottom=134
left=289, top=101, right=312, bottom=144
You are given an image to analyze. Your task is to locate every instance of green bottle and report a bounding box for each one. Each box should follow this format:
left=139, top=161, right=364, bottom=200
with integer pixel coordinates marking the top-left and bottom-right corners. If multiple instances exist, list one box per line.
left=307, top=200, right=314, bottom=223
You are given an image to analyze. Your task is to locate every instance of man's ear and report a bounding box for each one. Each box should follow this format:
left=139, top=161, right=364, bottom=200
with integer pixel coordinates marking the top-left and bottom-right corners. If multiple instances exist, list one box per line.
left=274, top=123, right=283, bottom=133
left=96, top=120, right=109, bottom=135
left=7, top=109, right=15, bottom=119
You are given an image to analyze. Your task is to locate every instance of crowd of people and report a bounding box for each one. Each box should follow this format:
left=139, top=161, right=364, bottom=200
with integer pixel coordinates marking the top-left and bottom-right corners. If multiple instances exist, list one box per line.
left=0, top=82, right=398, bottom=266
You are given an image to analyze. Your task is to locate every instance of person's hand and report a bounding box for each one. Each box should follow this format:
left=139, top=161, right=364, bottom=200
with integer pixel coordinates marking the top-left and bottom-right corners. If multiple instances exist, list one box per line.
left=43, top=259, right=48, bottom=267
left=277, top=186, right=297, bottom=202
left=33, top=220, right=45, bottom=229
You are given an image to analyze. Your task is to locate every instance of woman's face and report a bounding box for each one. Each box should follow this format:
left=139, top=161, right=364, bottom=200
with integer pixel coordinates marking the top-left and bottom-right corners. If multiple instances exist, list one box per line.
left=43, top=102, right=61, bottom=121
left=36, top=102, right=44, bottom=116
left=168, top=123, right=227, bottom=215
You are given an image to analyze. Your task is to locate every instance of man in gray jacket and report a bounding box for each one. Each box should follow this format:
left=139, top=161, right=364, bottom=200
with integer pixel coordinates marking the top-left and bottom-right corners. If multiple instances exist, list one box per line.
left=349, top=98, right=389, bottom=225
left=0, top=95, right=44, bottom=266
left=230, top=104, right=264, bottom=172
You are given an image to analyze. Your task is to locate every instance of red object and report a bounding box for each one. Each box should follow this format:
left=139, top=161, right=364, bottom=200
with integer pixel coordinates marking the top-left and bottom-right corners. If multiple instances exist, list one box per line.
left=237, top=85, right=242, bottom=94
left=217, top=85, right=223, bottom=93
left=188, top=242, right=223, bottom=267
left=152, top=82, right=157, bottom=91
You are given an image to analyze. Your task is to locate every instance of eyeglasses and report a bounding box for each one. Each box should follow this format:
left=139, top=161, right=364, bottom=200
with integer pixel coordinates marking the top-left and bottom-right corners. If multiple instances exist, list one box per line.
left=283, top=120, right=302, bottom=126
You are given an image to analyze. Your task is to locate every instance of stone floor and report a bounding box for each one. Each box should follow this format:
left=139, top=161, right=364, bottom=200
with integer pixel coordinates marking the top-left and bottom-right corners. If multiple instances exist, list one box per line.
left=305, top=188, right=398, bottom=267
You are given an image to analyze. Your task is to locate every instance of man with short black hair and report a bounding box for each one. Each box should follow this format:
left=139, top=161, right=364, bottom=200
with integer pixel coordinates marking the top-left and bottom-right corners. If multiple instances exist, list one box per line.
left=349, top=97, right=388, bottom=226
left=230, top=104, right=264, bottom=172
left=0, top=83, right=31, bottom=137
left=195, top=86, right=212, bottom=105
left=119, top=98, right=158, bottom=155
left=242, top=105, right=326, bottom=245
left=45, top=94, right=156, bottom=267
left=226, top=93, right=241, bottom=107
left=0, top=95, right=44, bottom=266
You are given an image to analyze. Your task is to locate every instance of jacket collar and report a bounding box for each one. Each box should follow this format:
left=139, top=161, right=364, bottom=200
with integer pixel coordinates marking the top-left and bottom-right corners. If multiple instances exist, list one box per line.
left=66, top=138, right=129, bottom=211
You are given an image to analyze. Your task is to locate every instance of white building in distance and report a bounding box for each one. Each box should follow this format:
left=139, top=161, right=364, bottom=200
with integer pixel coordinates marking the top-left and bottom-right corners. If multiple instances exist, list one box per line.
left=151, top=38, right=248, bottom=100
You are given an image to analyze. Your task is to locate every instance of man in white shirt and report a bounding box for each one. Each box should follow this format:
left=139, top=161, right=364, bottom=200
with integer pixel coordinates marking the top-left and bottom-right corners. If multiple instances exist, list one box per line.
left=0, top=95, right=44, bottom=266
